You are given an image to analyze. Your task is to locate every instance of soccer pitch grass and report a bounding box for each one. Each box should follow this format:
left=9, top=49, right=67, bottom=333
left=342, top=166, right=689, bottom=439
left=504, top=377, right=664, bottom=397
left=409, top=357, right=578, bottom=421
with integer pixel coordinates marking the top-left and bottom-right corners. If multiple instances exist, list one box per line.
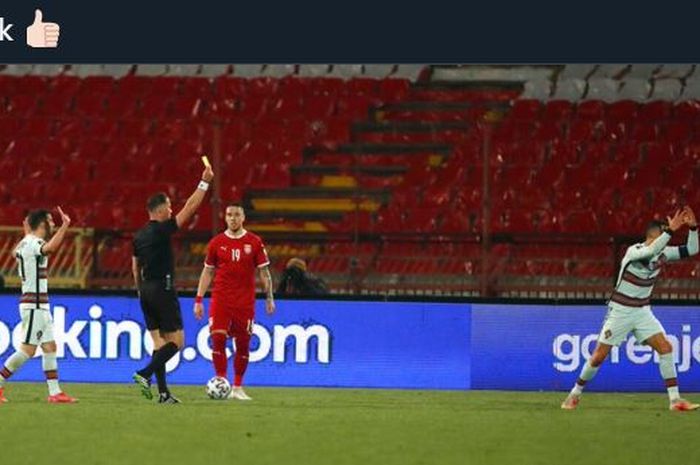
left=1, top=384, right=699, bottom=465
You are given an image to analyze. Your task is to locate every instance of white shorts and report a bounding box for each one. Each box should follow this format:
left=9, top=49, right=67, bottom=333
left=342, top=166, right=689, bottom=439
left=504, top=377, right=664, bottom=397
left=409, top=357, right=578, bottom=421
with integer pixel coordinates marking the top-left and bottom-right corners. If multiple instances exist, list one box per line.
left=598, top=305, right=665, bottom=346
left=19, top=307, right=54, bottom=345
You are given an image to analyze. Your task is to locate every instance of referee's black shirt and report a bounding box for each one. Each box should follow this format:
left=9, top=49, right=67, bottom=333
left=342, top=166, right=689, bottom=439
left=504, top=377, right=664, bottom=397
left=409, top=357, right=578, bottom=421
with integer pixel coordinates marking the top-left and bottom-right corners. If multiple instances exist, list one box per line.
left=132, top=218, right=179, bottom=281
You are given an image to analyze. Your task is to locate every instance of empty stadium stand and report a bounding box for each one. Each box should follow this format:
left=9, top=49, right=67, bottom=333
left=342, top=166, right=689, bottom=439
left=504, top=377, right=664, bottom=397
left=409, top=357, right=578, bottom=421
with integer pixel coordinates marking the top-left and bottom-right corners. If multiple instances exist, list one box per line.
left=1, top=64, right=699, bottom=297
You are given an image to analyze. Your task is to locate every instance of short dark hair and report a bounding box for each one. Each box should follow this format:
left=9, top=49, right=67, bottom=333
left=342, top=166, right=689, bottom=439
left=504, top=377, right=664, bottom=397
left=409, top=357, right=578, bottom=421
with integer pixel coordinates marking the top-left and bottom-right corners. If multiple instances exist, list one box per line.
left=27, top=209, right=50, bottom=230
left=147, top=193, right=169, bottom=212
left=646, top=219, right=669, bottom=236
left=226, top=203, right=245, bottom=213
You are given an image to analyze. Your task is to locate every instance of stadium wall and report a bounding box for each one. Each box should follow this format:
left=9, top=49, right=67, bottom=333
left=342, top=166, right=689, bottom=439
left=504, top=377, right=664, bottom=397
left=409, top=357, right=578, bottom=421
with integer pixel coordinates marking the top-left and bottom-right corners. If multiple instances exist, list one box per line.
left=1, top=294, right=699, bottom=392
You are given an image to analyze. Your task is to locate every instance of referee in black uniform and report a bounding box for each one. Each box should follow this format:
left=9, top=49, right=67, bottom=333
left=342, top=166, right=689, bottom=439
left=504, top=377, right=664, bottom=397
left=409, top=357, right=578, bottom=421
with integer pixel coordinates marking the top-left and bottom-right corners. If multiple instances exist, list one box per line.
left=131, top=163, right=213, bottom=403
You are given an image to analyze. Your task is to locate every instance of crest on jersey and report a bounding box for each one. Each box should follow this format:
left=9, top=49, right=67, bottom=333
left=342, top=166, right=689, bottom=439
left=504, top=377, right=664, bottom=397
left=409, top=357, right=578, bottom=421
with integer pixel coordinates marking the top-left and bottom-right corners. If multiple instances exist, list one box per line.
left=649, top=254, right=668, bottom=271
left=244, top=244, right=252, bottom=254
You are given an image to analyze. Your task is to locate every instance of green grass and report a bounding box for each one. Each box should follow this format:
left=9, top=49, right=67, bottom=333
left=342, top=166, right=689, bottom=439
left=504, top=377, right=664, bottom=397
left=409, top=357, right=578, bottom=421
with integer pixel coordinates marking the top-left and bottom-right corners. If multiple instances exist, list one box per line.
left=0, top=384, right=699, bottom=465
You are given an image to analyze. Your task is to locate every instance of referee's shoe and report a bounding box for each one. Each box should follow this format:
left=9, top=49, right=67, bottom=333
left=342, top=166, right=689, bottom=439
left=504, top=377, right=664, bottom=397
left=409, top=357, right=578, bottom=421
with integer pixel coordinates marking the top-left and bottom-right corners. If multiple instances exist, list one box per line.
left=158, top=392, right=181, bottom=404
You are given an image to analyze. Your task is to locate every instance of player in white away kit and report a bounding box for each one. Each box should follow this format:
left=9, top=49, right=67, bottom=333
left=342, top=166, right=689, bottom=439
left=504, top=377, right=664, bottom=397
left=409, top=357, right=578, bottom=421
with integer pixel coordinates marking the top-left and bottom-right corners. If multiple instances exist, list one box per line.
left=562, top=207, right=699, bottom=412
left=0, top=208, right=77, bottom=404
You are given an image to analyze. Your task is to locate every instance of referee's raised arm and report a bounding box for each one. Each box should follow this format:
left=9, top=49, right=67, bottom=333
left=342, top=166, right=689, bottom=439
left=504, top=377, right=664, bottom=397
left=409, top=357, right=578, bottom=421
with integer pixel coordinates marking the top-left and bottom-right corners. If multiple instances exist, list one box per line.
left=175, top=165, right=215, bottom=228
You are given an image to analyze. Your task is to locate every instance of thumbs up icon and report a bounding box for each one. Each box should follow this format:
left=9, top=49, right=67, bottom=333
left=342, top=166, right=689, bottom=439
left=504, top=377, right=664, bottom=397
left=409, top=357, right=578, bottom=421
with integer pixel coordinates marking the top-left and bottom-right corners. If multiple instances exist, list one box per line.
left=26, top=9, right=60, bottom=48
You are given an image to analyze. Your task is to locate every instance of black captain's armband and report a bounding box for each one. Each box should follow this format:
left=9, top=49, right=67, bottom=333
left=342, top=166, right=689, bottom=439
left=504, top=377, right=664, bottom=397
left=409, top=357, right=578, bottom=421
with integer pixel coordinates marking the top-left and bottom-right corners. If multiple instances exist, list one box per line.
left=679, top=245, right=690, bottom=259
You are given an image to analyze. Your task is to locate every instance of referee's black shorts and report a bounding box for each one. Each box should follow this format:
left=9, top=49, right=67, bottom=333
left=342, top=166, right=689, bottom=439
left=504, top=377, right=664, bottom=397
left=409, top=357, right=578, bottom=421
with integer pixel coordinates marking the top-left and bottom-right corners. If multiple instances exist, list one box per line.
left=139, top=280, right=183, bottom=332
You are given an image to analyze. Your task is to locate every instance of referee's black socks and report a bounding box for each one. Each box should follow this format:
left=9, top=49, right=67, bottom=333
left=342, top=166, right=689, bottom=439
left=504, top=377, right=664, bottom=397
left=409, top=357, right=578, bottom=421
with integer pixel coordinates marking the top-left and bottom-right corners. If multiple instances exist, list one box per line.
left=138, top=342, right=179, bottom=380
left=153, top=349, right=170, bottom=395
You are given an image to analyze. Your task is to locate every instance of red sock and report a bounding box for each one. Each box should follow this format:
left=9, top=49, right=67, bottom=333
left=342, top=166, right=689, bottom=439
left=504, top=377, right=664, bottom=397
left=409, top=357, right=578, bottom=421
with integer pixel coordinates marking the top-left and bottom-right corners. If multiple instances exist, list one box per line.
left=233, top=334, right=250, bottom=387
left=211, top=332, right=228, bottom=378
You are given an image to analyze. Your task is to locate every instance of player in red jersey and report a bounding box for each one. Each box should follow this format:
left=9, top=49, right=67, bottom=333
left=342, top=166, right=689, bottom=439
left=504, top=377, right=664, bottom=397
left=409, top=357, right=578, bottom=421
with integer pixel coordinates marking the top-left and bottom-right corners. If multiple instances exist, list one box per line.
left=194, top=203, right=275, bottom=400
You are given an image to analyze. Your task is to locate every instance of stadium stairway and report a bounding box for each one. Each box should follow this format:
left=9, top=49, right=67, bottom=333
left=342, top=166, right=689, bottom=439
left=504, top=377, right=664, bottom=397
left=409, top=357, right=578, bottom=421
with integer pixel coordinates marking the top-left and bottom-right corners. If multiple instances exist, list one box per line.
left=244, top=80, right=519, bottom=237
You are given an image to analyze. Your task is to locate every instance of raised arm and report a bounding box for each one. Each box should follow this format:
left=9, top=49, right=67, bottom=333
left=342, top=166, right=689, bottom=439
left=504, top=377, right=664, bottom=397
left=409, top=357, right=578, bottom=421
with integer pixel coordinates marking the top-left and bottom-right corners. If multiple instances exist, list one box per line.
left=625, top=209, right=684, bottom=262
left=259, top=265, right=276, bottom=315
left=193, top=265, right=215, bottom=320
left=40, top=206, right=71, bottom=255
left=175, top=165, right=214, bottom=229
left=664, top=206, right=699, bottom=262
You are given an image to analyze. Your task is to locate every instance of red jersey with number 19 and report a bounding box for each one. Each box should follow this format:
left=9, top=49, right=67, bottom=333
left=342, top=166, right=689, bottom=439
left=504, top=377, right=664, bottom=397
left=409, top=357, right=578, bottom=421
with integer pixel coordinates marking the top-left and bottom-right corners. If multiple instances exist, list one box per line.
left=204, top=229, right=269, bottom=313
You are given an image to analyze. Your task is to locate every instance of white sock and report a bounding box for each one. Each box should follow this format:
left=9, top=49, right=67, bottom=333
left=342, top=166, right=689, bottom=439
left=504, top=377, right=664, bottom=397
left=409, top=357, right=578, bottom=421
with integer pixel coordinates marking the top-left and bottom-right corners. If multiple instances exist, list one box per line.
left=570, top=361, right=599, bottom=395
left=0, top=350, right=31, bottom=387
left=47, top=379, right=62, bottom=396
left=667, top=386, right=680, bottom=402
left=658, top=353, right=680, bottom=401
left=42, top=352, right=61, bottom=395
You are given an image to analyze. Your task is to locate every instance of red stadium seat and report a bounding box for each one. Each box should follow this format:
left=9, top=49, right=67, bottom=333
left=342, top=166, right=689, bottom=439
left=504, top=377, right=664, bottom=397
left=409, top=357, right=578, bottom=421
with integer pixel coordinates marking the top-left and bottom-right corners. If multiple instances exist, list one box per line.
left=336, top=95, right=373, bottom=119
left=4, top=137, right=42, bottom=158
left=181, top=78, right=212, bottom=97
left=607, top=100, right=638, bottom=121
left=151, top=77, right=183, bottom=95
left=644, top=142, right=673, bottom=166
left=247, top=77, right=278, bottom=96
left=543, top=100, right=574, bottom=120
left=567, top=119, right=596, bottom=143
left=21, top=118, right=54, bottom=138
left=36, top=93, right=74, bottom=116
left=268, top=96, right=304, bottom=119
left=239, top=95, right=269, bottom=120
left=345, top=78, right=379, bottom=96
left=511, top=100, right=542, bottom=120
left=562, top=210, right=599, bottom=232
left=663, top=120, right=691, bottom=142
left=138, top=95, right=170, bottom=118
left=630, top=123, right=658, bottom=142
left=116, top=76, right=155, bottom=97
left=13, top=76, right=47, bottom=94
left=404, top=208, right=438, bottom=233
left=576, top=100, right=605, bottom=120
left=378, top=79, right=410, bottom=101
left=532, top=119, right=564, bottom=142
left=611, top=143, right=640, bottom=165
left=49, top=76, right=82, bottom=96
left=674, top=101, right=700, bottom=120
left=119, top=119, right=153, bottom=138
left=0, top=76, right=17, bottom=95
left=80, top=76, right=115, bottom=94
left=639, top=101, right=672, bottom=121
left=664, top=161, right=694, bottom=191
left=601, top=121, right=628, bottom=142
left=6, top=94, right=38, bottom=117
left=105, top=94, right=137, bottom=118
left=492, top=209, right=532, bottom=233
left=549, top=140, right=581, bottom=165
left=74, top=92, right=107, bottom=117
left=0, top=117, right=22, bottom=138
left=170, top=96, right=204, bottom=119
left=304, top=95, right=336, bottom=119
left=375, top=209, right=405, bottom=233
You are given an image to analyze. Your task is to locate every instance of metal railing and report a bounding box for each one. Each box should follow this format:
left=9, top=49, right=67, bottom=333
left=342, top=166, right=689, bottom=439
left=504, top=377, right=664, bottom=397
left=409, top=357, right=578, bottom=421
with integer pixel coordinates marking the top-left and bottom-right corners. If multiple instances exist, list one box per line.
left=77, top=229, right=700, bottom=300
left=1, top=226, right=698, bottom=300
left=0, top=226, right=97, bottom=289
